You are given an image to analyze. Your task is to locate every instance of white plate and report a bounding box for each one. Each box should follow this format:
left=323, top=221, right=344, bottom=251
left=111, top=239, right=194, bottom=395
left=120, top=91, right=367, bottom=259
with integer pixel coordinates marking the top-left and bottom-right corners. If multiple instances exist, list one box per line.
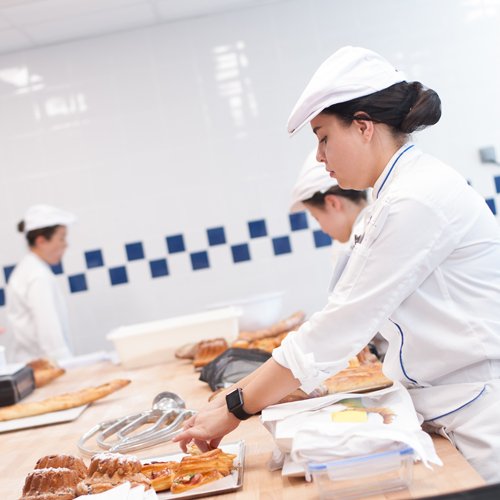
left=0, top=404, right=88, bottom=433
left=142, top=441, right=245, bottom=500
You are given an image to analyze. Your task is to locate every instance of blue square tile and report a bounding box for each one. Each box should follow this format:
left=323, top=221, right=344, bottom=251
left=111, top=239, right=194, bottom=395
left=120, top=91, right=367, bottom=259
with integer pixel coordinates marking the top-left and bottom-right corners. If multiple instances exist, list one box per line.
left=190, top=251, right=210, bottom=270
left=289, top=212, right=308, bottom=231
left=51, top=262, right=64, bottom=275
left=150, top=259, right=169, bottom=278
left=494, top=176, right=500, bottom=194
left=166, top=234, right=185, bottom=253
left=207, top=227, right=226, bottom=246
left=3, top=265, right=15, bottom=283
left=248, top=219, right=267, bottom=238
left=485, top=198, right=497, bottom=215
left=231, top=243, right=251, bottom=263
left=0, top=288, right=4, bottom=307
left=109, top=266, right=128, bottom=285
left=69, top=274, right=88, bottom=293
left=85, top=249, right=104, bottom=269
left=126, top=242, right=145, bottom=261
left=313, top=230, right=332, bottom=248
left=272, top=236, right=292, bottom=255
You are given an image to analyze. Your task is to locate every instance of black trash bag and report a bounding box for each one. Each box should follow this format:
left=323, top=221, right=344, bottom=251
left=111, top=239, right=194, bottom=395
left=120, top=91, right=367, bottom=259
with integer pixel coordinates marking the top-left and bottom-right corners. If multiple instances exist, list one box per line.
left=199, top=348, right=271, bottom=391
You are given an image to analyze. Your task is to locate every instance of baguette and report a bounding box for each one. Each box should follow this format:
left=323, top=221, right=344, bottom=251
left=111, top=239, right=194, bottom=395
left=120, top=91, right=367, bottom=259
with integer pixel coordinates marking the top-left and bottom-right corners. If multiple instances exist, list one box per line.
left=0, top=379, right=131, bottom=421
left=238, top=311, right=305, bottom=341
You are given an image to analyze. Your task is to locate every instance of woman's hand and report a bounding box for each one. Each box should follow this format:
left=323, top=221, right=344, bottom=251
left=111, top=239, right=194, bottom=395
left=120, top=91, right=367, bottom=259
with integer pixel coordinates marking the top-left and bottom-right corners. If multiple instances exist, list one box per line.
left=173, top=404, right=240, bottom=452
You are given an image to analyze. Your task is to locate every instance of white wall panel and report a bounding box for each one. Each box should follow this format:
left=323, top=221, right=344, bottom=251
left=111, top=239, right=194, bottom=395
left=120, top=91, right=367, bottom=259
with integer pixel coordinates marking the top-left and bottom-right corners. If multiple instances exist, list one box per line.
left=1, top=0, right=499, bottom=355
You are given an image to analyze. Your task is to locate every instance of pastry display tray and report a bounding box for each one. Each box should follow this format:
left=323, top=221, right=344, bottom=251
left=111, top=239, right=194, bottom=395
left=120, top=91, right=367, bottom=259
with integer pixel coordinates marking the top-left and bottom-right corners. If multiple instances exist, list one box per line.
left=143, top=440, right=245, bottom=499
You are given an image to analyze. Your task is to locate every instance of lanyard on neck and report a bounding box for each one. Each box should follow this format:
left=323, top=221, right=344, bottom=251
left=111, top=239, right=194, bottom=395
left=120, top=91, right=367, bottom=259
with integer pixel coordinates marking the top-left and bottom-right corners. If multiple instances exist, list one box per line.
left=376, top=144, right=415, bottom=198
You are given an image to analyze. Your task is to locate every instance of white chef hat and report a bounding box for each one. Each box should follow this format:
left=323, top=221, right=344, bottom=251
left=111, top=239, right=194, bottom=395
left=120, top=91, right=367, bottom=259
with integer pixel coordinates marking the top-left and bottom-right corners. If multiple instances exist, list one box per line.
left=23, top=204, right=76, bottom=233
left=290, top=149, right=338, bottom=212
left=287, top=46, right=406, bottom=136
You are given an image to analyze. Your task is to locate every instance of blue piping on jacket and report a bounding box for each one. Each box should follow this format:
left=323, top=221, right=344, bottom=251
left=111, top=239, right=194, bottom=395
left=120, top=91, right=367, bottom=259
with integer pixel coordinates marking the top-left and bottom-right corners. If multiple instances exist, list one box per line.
left=389, top=319, right=419, bottom=385
left=376, top=144, right=415, bottom=198
left=425, top=385, right=487, bottom=422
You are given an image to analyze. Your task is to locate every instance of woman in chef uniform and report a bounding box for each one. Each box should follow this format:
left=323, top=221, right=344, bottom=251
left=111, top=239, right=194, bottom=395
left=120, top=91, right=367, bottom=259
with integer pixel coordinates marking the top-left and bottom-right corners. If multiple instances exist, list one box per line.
left=175, top=47, right=500, bottom=483
left=6, top=204, right=76, bottom=363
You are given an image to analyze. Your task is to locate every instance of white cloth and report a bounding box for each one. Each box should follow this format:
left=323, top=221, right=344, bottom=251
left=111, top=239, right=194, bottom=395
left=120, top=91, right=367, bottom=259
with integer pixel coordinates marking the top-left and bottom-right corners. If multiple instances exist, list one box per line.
left=287, top=46, right=406, bottom=135
left=261, top=383, right=441, bottom=469
left=23, top=204, right=76, bottom=232
left=6, top=253, right=72, bottom=362
left=273, top=144, right=500, bottom=482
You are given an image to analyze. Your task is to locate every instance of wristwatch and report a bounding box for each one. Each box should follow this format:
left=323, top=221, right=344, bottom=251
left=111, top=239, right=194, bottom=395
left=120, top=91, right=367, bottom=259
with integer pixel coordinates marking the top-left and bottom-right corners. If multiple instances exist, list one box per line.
left=225, top=388, right=254, bottom=420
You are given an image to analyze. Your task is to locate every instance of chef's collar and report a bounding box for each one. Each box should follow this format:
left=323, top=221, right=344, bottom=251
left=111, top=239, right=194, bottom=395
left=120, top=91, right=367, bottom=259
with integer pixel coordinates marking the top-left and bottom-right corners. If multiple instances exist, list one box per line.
left=373, top=143, right=416, bottom=199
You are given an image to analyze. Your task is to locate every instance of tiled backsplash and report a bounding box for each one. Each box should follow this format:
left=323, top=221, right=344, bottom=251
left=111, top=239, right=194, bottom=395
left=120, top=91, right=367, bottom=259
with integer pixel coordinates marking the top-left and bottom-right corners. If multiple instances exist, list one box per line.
left=1, top=0, right=500, bottom=354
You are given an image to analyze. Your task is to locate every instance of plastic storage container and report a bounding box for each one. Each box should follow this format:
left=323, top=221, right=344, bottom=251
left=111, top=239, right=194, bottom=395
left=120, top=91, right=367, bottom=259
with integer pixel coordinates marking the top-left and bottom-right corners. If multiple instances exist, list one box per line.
left=307, top=446, right=414, bottom=500
left=107, top=307, right=241, bottom=368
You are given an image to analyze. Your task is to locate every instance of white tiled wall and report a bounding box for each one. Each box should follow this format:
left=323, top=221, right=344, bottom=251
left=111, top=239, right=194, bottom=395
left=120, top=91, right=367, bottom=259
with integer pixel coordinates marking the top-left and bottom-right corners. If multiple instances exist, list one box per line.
left=1, top=0, right=500, bottom=355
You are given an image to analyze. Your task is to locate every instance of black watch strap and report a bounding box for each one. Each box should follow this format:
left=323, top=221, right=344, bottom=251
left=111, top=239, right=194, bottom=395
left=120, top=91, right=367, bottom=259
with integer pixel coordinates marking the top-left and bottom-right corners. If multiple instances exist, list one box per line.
left=226, top=388, right=254, bottom=420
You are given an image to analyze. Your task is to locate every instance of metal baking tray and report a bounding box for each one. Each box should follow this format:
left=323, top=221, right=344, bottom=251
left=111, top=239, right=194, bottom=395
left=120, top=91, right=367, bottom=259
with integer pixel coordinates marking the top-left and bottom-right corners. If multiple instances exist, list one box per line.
left=142, top=440, right=245, bottom=499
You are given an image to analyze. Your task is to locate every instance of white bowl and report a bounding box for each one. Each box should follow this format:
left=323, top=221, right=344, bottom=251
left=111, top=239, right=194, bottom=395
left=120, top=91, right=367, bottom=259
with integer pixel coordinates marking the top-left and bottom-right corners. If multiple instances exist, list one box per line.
left=207, top=291, right=285, bottom=331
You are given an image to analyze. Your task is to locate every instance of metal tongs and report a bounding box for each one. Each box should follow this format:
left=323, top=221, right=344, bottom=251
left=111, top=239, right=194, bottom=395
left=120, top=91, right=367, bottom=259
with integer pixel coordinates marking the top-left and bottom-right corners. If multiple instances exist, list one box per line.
left=77, top=392, right=196, bottom=456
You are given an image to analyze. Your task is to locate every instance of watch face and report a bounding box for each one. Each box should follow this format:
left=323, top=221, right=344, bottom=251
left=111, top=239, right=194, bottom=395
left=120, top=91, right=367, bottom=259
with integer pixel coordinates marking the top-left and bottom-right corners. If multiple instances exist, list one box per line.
left=226, top=388, right=243, bottom=411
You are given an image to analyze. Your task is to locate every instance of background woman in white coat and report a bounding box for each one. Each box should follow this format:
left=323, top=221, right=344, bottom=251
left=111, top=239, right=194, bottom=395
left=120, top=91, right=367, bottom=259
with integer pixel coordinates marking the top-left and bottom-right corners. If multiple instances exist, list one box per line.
left=6, top=204, right=76, bottom=363
left=291, top=151, right=388, bottom=358
left=174, top=46, right=500, bottom=483
left=290, top=148, right=369, bottom=251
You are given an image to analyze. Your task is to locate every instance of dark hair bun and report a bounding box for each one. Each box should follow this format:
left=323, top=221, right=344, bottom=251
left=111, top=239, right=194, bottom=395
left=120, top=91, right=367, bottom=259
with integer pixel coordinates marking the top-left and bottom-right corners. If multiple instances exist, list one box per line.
left=400, top=82, right=441, bottom=133
left=17, top=220, right=25, bottom=233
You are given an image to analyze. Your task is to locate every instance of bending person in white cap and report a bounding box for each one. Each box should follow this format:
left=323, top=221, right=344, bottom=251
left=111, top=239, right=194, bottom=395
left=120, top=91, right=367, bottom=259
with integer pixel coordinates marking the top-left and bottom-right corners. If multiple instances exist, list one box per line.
left=290, top=148, right=369, bottom=286
left=6, top=204, right=76, bottom=363
left=174, top=46, right=500, bottom=483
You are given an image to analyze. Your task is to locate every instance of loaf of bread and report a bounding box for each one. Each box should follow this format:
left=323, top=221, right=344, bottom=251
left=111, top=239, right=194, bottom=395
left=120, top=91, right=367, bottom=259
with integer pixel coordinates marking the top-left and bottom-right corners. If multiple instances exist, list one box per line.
left=34, top=455, right=87, bottom=480
left=27, top=359, right=65, bottom=388
left=193, top=338, right=228, bottom=368
left=20, top=467, right=80, bottom=500
left=324, top=362, right=392, bottom=394
left=0, top=379, right=131, bottom=422
left=238, top=311, right=305, bottom=341
left=76, top=452, right=151, bottom=495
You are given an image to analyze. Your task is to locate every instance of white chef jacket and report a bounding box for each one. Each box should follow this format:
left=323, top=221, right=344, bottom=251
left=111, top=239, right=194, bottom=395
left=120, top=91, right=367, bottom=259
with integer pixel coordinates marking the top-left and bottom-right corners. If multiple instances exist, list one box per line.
left=274, top=143, right=500, bottom=413
left=6, top=252, right=72, bottom=363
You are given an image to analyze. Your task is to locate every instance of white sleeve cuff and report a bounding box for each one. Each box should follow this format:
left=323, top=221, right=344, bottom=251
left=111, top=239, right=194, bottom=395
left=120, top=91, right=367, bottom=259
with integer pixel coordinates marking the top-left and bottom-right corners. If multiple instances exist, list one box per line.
left=273, top=333, right=349, bottom=394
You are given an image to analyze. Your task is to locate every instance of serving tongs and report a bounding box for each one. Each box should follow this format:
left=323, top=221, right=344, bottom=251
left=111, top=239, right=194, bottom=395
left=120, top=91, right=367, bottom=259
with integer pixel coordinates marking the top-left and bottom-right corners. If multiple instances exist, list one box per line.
left=77, top=391, right=196, bottom=456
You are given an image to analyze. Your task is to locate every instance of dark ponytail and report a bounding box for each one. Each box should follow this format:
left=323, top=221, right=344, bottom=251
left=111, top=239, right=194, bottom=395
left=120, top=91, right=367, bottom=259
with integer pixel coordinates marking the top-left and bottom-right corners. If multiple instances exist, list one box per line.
left=17, top=220, right=25, bottom=233
left=323, top=81, right=441, bottom=137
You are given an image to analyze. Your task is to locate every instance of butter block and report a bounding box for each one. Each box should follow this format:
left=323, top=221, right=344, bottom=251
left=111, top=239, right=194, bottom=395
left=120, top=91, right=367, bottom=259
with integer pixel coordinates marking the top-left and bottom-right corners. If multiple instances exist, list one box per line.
left=331, top=410, right=368, bottom=422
